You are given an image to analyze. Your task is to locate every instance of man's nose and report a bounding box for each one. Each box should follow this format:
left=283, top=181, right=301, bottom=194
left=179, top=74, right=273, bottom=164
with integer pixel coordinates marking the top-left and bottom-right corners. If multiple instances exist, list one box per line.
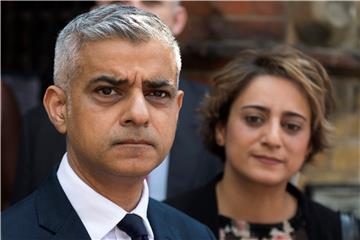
left=120, top=92, right=150, bottom=127
left=261, top=121, right=281, bottom=149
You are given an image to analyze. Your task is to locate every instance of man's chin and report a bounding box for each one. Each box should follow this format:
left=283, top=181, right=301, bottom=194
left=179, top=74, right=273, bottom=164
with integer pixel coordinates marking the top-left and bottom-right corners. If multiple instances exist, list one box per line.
left=110, top=158, right=161, bottom=175
left=109, top=144, right=157, bottom=158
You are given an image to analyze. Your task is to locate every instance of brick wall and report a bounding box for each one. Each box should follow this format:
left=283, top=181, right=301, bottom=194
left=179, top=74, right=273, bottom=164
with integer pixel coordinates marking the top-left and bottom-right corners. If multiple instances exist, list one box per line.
left=300, top=77, right=360, bottom=186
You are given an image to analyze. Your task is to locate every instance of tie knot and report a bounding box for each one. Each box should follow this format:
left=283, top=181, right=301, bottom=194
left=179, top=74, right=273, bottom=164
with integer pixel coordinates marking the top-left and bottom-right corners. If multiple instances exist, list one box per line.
left=117, top=214, right=148, bottom=240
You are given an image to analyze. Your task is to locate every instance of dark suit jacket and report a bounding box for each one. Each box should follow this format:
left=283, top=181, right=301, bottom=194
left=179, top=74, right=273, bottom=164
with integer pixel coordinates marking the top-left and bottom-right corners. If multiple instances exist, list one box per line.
left=12, top=79, right=223, bottom=203
left=166, top=174, right=343, bottom=240
left=2, top=168, right=216, bottom=240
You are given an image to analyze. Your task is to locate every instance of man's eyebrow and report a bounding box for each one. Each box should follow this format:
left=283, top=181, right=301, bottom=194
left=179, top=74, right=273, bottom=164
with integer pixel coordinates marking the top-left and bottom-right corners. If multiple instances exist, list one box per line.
left=88, top=76, right=177, bottom=91
left=88, top=75, right=128, bottom=86
left=241, top=105, right=307, bottom=121
left=143, top=79, right=176, bottom=90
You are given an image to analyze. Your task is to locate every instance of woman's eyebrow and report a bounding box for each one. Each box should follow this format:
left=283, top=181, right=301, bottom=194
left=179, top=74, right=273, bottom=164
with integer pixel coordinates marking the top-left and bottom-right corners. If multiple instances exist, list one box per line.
left=241, top=105, right=307, bottom=121
left=283, top=111, right=307, bottom=122
left=241, top=105, right=269, bottom=113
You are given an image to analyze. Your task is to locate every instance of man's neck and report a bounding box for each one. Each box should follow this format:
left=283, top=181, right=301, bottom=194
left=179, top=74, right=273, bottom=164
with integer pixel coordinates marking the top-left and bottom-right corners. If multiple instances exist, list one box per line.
left=68, top=156, right=145, bottom=212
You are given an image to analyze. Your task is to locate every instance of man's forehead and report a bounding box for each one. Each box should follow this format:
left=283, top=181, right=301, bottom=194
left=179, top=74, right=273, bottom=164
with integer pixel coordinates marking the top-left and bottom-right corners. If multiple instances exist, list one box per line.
left=80, top=38, right=171, bottom=55
left=74, top=38, right=177, bottom=86
left=78, top=38, right=174, bottom=67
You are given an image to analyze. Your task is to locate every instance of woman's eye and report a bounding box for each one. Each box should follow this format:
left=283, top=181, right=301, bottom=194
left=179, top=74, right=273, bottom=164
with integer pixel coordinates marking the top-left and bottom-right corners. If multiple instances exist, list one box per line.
left=283, top=123, right=301, bottom=133
left=245, top=116, right=264, bottom=126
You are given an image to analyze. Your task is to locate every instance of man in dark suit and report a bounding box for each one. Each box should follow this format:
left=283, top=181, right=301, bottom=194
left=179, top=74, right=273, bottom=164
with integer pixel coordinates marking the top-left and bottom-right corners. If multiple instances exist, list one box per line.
left=12, top=1, right=222, bottom=204
left=2, top=5, right=215, bottom=239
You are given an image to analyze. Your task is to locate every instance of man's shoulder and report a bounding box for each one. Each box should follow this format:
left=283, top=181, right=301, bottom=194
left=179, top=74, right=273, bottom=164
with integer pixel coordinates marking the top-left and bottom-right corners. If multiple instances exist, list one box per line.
left=2, top=192, right=36, bottom=223
left=2, top=192, right=52, bottom=239
left=2, top=173, right=90, bottom=240
left=148, top=199, right=216, bottom=239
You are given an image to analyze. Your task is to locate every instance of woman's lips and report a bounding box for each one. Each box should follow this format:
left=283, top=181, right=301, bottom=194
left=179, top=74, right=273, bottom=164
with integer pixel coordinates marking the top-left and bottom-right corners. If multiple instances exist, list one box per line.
left=253, top=155, right=284, bottom=165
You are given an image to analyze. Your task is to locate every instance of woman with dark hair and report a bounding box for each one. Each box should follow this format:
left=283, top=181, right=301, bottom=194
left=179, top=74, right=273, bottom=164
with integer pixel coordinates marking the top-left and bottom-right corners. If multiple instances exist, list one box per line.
left=166, top=46, right=358, bottom=239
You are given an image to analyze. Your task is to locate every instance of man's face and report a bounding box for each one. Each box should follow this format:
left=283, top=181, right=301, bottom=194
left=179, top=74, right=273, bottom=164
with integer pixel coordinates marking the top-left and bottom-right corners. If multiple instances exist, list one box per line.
left=64, top=39, right=183, bottom=179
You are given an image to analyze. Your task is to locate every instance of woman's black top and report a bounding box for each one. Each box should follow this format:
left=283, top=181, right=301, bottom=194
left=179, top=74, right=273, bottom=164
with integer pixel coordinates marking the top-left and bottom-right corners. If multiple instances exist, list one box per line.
left=165, top=174, right=342, bottom=240
left=217, top=204, right=307, bottom=239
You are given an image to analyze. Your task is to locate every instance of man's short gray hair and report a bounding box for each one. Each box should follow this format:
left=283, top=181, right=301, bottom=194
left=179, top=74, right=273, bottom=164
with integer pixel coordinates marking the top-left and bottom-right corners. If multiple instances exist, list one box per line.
left=54, top=4, right=181, bottom=90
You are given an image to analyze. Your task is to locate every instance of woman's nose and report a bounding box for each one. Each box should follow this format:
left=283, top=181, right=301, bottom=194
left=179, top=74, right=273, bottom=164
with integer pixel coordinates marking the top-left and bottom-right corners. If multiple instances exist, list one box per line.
left=261, top=121, right=281, bottom=149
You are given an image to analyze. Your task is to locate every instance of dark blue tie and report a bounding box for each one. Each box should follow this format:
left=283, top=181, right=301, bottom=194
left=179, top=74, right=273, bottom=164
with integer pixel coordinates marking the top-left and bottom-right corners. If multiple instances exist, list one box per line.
left=117, top=214, right=149, bottom=240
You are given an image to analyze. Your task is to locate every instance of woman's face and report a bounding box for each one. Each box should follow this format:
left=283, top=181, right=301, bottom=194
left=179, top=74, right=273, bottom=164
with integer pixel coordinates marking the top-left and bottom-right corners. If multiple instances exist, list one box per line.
left=216, top=75, right=312, bottom=186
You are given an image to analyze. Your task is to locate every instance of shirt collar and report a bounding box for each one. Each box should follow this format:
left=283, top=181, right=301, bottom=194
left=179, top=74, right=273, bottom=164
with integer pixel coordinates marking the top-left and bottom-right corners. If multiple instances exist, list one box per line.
left=57, top=153, right=153, bottom=239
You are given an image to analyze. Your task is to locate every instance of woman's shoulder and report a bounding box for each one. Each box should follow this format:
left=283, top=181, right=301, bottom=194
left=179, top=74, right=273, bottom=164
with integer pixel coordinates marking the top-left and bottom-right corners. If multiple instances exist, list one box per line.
left=303, top=196, right=342, bottom=223
left=288, top=183, right=343, bottom=239
left=287, top=183, right=340, bottom=219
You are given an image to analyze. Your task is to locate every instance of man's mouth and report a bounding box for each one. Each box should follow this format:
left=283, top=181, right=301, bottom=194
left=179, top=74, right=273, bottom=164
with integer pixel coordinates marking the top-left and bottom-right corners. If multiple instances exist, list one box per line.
left=113, top=139, right=154, bottom=147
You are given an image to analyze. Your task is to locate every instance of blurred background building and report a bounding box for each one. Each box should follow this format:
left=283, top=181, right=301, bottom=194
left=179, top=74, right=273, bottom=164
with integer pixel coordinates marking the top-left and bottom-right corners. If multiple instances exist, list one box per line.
left=2, top=1, right=359, bottom=215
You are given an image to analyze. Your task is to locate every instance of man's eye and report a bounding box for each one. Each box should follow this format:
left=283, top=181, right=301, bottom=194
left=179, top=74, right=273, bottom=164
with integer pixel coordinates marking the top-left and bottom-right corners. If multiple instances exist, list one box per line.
left=148, top=91, right=169, bottom=98
left=245, top=116, right=264, bottom=126
left=97, top=87, right=115, bottom=96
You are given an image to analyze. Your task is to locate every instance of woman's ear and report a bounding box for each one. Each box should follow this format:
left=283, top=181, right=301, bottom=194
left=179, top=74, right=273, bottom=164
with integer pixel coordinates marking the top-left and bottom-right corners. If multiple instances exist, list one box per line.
left=306, top=142, right=313, bottom=157
left=215, top=123, right=226, bottom=146
left=43, top=85, right=68, bottom=134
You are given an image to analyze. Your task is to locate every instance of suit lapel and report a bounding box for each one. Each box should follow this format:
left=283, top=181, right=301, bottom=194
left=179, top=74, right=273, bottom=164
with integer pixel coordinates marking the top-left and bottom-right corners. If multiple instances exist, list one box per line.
left=35, top=169, right=90, bottom=239
left=148, top=199, right=179, bottom=240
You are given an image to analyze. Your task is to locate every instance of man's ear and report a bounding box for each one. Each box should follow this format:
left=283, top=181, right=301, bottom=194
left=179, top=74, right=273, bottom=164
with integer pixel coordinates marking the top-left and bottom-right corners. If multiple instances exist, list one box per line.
left=43, top=85, right=68, bottom=134
left=174, top=90, right=184, bottom=121
left=172, top=5, right=188, bottom=36
left=176, top=90, right=184, bottom=110
left=215, top=123, right=225, bottom=146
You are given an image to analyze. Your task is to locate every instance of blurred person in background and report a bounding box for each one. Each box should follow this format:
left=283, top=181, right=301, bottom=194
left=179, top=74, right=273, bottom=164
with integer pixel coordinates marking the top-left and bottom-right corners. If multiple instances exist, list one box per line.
left=167, top=46, right=360, bottom=239
left=1, top=81, right=21, bottom=210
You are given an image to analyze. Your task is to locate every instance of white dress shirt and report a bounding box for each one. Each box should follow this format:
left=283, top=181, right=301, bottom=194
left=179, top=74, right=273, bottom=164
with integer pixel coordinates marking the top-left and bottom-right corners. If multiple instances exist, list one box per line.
left=57, top=153, right=154, bottom=240
left=148, top=154, right=169, bottom=201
